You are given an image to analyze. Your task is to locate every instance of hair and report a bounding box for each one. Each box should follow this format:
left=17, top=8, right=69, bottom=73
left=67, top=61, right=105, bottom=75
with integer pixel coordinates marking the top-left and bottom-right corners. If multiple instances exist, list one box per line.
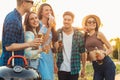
left=82, top=14, right=101, bottom=32
left=17, top=0, right=24, bottom=6
left=83, top=15, right=101, bottom=44
left=24, top=12, right=40, bottom=35
left=37, top=3, right=55, bottom=20
left=63, top=11, right=75, bottom=20
left=37, top=3, right=57, bottom=43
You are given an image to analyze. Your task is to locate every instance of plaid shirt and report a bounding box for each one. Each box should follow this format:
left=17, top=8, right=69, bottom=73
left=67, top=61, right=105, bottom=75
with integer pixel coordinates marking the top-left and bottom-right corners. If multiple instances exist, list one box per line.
left=1, top=9, right=24, bottom=66
left=56, top=28, right=85, bottom=75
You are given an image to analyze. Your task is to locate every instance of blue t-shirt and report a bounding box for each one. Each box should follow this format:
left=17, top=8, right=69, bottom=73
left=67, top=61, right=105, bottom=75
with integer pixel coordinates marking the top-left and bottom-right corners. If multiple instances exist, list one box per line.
left=1, top=9, right=24, bottom=66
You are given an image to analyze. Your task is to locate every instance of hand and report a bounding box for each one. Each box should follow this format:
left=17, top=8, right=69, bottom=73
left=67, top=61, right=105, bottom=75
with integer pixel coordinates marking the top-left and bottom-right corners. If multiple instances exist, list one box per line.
left=54, top=63, right=58, bottom=74
left=96, top=50, right=106, bottom=60
left=29, top=38, right=41, bottom=47
left=54, top=42, right=59, bottom=50
left=42, top=44, right=50, bottom=53
left=48, top=14, right=56, bottom=28
left=80, top=68, right=85, bottom=78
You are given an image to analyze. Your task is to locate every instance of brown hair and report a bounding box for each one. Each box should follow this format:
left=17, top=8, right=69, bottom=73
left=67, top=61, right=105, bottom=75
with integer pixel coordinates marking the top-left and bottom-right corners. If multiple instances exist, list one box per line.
left=82, top=14, right=101, bottom=32
left=24, top=12, right=40, bottom=34
left=37, top=3, right=57, bottom=43
left=37, top=3, right=55, bottom=20
left=17, top=0, right=23, bottom=6
left=63, top=11, right=75, bottom=20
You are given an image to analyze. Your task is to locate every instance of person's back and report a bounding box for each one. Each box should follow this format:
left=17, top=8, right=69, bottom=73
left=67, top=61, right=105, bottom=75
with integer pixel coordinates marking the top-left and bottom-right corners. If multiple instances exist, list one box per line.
left=1, top=0, right=35, bottom=66
left=2, top=9, right=24, bottom=66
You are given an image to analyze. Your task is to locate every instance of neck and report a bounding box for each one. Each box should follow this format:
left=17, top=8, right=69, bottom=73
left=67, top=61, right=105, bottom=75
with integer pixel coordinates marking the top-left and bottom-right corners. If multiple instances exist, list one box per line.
left=41, top=18, right=48, bottom=27
left=33, top=28, right=37, bottom=35
left=87, top=30, right=95, bottom=36
left=16, top=7, right=25, bottom=16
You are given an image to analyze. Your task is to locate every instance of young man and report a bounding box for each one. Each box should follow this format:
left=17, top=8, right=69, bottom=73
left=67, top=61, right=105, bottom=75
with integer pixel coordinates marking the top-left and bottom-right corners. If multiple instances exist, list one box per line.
left=55, top=11, right=86, bottom=80
left=1, top=0, right=41, bottom=66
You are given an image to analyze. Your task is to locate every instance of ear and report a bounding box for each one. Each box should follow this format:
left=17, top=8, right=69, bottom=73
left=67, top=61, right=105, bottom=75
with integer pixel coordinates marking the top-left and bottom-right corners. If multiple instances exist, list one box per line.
left=22, top=1, right=26, bottom=7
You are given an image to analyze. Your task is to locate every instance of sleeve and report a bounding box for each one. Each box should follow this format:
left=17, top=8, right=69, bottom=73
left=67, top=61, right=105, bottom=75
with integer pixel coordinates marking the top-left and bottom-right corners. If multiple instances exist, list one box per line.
left=3, top=21, right=19, bottom=46
left=79, top=32, right=86, bottom=53
left=24, top=31, right=40, bottom=59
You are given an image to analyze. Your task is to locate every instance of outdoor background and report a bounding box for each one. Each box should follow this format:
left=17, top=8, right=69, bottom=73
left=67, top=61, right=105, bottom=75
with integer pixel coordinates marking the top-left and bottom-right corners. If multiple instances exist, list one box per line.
left=0, top=0, right=120, bottom=80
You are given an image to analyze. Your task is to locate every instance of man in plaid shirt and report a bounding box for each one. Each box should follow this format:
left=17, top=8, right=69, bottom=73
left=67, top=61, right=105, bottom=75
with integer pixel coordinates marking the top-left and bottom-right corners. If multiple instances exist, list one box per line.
left=55, top=11, right=86, bottom=80
left=1, top=0, right=41, bottom=66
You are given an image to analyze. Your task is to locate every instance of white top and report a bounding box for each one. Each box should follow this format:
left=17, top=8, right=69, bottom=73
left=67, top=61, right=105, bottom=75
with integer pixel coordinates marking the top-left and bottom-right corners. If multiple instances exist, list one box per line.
left=60, top=31, right=74, bottom=72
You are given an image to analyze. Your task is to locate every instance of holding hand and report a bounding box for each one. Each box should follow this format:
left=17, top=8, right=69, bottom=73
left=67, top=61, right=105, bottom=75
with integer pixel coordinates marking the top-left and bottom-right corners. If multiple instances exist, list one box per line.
left=48, top=13, right=56, bottom=27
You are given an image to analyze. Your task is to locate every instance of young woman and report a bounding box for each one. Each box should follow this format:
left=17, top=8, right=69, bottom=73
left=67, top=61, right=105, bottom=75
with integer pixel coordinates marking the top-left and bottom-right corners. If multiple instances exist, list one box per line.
left=24, top=12, right=42, bottom=71
left=83, top=14, right=116, bottom=80
left=37, top=3, right=57, bottom=80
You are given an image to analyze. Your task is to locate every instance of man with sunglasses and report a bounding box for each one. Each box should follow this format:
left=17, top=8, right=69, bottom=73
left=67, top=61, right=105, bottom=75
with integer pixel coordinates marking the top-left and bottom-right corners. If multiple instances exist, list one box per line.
left=0, top=0, right=41, bottom=66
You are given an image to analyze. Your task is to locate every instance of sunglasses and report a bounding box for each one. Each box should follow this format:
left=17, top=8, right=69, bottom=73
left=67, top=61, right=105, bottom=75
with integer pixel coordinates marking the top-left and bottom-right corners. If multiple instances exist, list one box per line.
left=87, top=21, right=96, bottom=24
left=25, top=0, right=34, bottom=5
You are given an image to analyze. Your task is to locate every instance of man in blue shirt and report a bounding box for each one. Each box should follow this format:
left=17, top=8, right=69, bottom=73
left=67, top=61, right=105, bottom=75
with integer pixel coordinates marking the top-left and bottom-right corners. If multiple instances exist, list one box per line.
left=1, top=0, right=40, bottom=66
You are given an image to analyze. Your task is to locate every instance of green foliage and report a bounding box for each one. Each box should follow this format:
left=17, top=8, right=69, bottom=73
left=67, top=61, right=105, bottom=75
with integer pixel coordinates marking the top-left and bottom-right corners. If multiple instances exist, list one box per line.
left=31, top=0, right=47, bottom=12
left=110, top=38, right=120, bottom=59
left=116, top=64, right=120, bottom=74
left=113, top=50, right=118, bottom=59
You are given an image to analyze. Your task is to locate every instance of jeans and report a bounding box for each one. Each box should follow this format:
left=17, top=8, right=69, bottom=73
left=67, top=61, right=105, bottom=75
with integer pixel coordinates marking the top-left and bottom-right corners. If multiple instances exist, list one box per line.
left=58, top=71, right=79, bottom=80
left=92, top=56, right=116, bottom=80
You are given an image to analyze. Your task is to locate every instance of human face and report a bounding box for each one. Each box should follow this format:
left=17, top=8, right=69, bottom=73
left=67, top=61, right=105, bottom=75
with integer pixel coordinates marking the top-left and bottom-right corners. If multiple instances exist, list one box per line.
left=86, top=17, right=96, bottom=30
left=24, top=0, right=34, bottom=12
left=29, top=13, right=39, bottom=28
left=41, top=6, right=53, bottom=19
left=63, top=15, right=73, bottom=29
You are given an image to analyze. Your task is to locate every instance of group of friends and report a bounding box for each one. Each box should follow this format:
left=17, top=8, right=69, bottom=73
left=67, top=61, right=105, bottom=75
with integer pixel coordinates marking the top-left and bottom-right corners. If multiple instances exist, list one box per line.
left=0, top=0, right=116, bottom=80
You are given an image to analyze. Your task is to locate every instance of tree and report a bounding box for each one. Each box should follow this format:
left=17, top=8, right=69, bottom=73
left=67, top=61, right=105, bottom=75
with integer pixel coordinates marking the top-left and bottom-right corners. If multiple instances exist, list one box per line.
left=110, top=38, right=120, bottom=60
left=31, top=0, right=47, bottom=12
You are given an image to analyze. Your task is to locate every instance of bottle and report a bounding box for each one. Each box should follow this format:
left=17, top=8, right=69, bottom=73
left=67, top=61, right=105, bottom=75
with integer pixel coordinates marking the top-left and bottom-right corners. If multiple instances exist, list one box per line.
left=58, top=32, right=62, bottom=52
left=58, top=33, right=62, bottom=47
left=95, top=47, right=103, bottom=65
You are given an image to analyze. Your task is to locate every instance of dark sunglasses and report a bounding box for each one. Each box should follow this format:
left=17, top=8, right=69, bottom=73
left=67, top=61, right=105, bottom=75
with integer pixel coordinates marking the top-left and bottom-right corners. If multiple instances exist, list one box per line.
left=87, top=21, right=96, bottom=24
left=25, top=0, right=34, bottom=5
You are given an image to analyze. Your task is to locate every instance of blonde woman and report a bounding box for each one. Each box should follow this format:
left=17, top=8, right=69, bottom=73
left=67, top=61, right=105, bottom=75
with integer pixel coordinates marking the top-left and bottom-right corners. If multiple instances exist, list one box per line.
left=83, top=14, right=116, bottom=80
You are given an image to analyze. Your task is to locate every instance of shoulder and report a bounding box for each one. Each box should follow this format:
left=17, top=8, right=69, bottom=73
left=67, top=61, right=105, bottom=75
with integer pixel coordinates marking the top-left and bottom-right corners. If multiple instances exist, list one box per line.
left=25, top=31, right=35, bottom=41
left=97, top=31, right=105, bottom=39
left=73, top=27, right=84, bottom=35
left=25, top=31, right=35, bottom=38
left=3, top=10, right=21, bottom=28
left=25, top=31, right=34, bottom=36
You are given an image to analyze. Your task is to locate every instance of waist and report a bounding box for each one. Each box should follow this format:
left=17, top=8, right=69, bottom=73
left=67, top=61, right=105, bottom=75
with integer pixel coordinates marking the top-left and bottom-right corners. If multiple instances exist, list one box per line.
left=92, top=56, right=111, bottom=64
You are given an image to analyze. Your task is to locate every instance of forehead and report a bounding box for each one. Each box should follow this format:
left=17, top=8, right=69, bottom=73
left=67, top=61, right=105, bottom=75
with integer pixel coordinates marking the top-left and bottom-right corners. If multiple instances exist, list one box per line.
left=29, top=13, right=37, bottom=17
left=63, top=15, right=73, bottom=19
left=43, top=6, right=51, bottom=10
left=87, top=17, right=96, bottom=21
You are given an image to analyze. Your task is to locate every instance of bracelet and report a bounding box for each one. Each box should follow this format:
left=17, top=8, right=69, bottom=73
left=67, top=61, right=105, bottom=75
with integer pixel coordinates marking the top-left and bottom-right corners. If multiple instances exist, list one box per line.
left=103, top=52, right=106, bottom=56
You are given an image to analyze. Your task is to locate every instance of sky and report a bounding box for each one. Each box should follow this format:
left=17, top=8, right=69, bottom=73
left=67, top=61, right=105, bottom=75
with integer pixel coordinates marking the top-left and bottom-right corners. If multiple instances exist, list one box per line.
left=0, top=0, right=120, bottom=40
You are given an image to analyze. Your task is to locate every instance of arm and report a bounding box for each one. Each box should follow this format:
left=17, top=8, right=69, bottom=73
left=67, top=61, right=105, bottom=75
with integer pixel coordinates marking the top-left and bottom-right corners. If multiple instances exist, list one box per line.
left=80, top=52, right=87, bottom=78
left=24, top=31, right=42, bottom=59
left=97, top=32, right=113, bottom=55
left=4, top=22, right=40, bottom=51
left=6, top=38, right=41, bottom=51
